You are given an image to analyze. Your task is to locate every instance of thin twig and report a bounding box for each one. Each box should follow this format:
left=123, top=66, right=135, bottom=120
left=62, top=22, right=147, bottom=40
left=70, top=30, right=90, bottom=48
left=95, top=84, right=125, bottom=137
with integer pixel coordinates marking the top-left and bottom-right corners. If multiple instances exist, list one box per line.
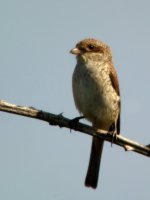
left=0, top=100, right=149, bottom=157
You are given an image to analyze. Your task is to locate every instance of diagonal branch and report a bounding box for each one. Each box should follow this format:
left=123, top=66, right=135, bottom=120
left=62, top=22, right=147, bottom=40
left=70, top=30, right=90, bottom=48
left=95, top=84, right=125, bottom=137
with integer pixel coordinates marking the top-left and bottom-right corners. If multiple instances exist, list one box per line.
left=0, top=100, right=150, bottom=157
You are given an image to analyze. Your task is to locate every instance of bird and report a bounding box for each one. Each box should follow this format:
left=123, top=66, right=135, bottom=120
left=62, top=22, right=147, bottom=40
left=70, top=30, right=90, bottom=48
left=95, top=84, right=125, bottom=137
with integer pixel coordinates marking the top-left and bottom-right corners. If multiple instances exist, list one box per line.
left=70, top=38, right=121, bottom=189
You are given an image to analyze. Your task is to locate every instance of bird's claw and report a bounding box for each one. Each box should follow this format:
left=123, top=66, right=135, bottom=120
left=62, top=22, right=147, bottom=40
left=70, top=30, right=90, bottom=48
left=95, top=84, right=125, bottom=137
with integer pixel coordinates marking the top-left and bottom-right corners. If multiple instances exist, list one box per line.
left=111, top=131, right=117, bottom=146
left=69, top=116, right=85, bottom=129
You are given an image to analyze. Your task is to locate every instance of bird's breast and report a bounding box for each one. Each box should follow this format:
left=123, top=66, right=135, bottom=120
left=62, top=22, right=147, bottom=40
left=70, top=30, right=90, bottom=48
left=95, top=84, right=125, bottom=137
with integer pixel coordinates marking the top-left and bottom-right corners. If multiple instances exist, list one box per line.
left=72, top=61, right=120, bottom=128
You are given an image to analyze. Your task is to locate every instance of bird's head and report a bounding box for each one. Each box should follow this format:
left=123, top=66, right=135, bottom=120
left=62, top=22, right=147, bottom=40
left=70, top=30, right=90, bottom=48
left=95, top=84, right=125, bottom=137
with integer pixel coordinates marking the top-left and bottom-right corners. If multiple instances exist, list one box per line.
left=70, top=38, right=112, bottom=62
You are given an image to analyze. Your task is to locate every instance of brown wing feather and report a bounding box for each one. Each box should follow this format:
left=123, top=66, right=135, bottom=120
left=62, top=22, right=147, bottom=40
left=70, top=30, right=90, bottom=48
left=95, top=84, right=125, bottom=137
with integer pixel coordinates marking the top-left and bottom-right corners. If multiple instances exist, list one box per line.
left=109, top=62, right=121, bottom=134
left=109, top=62, right=120, bottom=96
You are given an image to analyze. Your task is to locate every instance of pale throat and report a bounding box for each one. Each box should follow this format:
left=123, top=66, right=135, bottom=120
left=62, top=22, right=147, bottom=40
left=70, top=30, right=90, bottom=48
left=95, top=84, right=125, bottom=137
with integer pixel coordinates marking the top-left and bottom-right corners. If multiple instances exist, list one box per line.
left=76, top=52, right=106, bottom=66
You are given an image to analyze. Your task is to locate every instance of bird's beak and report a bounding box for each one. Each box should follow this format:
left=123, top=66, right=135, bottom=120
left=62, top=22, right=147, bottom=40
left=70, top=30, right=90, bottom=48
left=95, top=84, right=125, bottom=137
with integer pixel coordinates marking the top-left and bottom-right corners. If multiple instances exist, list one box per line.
left=70, top=47, right=81, bottom=55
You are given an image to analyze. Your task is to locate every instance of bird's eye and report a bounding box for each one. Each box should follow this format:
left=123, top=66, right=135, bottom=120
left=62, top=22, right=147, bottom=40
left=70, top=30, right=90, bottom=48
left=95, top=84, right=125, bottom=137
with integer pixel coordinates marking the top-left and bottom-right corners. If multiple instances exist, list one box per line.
left=88, top=44, right=95, bottom=50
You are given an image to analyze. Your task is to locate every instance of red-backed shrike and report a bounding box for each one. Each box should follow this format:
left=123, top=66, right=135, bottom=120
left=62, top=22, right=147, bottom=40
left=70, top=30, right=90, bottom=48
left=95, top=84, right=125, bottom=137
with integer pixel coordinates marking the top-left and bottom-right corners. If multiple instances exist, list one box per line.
left=70, top=38, right=120, bottom=189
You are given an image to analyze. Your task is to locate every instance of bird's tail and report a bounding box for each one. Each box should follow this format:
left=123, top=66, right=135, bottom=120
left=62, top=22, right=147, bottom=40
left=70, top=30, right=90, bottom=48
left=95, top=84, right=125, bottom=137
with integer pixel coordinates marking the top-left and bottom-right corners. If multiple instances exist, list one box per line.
left=85, top=137, right=104, bottom=189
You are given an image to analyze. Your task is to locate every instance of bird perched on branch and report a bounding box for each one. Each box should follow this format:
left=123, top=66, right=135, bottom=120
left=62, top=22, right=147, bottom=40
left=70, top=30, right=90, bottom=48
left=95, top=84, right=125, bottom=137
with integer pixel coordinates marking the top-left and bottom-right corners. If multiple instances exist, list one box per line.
left=70, top=38, right=121, bottom=189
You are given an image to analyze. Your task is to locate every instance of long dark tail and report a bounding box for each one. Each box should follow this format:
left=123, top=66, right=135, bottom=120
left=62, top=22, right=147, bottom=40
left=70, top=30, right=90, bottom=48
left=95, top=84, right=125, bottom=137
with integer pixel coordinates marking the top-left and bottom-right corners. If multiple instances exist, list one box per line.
left=85, top=137, right=104, bottom=189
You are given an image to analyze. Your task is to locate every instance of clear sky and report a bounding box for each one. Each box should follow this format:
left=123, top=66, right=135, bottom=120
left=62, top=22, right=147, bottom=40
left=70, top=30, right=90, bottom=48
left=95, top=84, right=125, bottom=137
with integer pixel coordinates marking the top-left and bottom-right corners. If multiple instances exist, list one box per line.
left=0, top=0, right=149, bottom=199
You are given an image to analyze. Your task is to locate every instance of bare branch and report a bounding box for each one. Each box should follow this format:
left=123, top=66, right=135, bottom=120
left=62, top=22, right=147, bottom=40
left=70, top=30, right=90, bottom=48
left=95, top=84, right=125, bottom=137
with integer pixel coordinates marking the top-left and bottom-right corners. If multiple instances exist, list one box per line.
left=0, top=100, right=149, bottom=157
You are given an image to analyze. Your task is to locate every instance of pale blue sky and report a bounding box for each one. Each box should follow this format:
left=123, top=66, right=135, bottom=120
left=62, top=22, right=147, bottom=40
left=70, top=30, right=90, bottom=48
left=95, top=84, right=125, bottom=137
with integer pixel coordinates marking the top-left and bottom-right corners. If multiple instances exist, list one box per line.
left=0, top=0, right=149, bottom=199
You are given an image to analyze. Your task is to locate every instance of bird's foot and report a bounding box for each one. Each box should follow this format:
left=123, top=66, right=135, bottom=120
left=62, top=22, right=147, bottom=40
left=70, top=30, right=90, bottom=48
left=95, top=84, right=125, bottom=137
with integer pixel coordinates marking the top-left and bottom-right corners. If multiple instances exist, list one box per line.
left=69, top=116, right=85, bottom=129
left=111, top=130, right=117, bottom=146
